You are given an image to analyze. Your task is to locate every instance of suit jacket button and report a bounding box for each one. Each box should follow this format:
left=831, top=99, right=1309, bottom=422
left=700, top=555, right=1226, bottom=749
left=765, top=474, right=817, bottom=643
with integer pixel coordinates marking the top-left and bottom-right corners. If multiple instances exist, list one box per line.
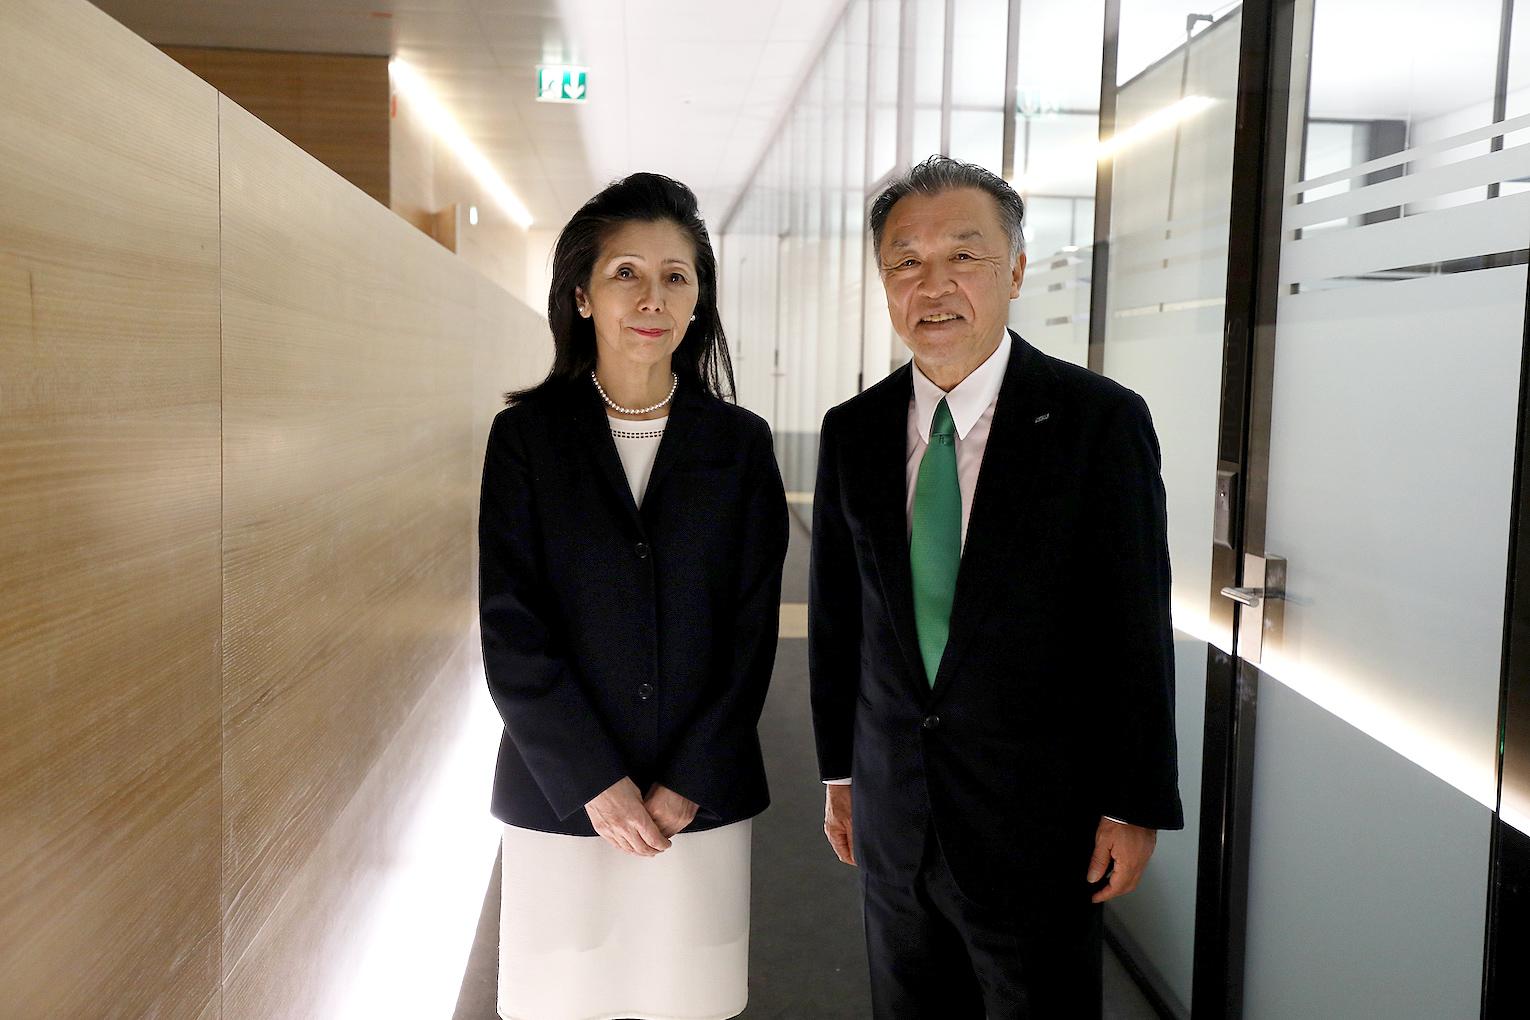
left=922, top=714, right=940, bottom=731
left=635, top=541, right=650, bottom=559
left=638, top=683, right=655, bottom=700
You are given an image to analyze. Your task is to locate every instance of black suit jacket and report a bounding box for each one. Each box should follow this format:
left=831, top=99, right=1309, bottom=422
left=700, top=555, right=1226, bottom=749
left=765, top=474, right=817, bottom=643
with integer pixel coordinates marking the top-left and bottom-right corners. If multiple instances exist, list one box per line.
left=809, top=332, right=1182, bottom=905
left=478, top=376, right=788, bottom=835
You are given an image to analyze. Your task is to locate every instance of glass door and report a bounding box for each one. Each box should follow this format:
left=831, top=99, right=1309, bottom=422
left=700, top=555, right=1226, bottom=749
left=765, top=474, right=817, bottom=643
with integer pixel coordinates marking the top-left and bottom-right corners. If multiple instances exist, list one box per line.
left=1227, top=0, right=1530, bottom=1015
left=1090, top=3, right=1249, bottom=1013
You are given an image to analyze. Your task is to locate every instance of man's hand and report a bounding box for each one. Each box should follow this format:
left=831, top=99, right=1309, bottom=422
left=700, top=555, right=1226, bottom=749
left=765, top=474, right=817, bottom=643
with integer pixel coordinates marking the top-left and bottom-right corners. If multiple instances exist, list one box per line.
left=585, top=777, right=671, bottom=857
left=1086, top=817, right=1157, bottom=903
left=643, top=783, right=699, bottom=838
left=824, top=784, right=855, bottom=865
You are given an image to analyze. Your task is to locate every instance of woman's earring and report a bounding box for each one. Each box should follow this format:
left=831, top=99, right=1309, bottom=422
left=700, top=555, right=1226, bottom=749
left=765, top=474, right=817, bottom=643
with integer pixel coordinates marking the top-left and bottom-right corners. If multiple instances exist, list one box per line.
left=690, top=314, right=697, bottom=322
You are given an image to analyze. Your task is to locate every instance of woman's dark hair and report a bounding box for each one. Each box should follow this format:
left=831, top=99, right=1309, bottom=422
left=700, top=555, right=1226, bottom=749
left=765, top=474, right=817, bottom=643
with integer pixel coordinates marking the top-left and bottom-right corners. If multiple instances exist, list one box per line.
left=505, top=172, right=735, bottom=405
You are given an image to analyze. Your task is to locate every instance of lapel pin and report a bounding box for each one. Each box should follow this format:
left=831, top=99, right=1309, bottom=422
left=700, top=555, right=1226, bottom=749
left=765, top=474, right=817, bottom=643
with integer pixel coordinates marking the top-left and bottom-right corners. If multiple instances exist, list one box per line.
left=1033, top=413, right=1051, bottom=424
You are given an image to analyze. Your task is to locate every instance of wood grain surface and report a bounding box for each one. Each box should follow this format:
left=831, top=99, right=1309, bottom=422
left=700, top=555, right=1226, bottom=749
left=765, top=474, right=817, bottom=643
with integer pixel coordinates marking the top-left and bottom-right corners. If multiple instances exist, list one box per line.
left=3, top=2, right=552, bottom=1015
left=0, top=2, right=223, bottom=1017
left=162, top=46, right=391, bottom=208
left=218, top=97, right=549, bottom=1016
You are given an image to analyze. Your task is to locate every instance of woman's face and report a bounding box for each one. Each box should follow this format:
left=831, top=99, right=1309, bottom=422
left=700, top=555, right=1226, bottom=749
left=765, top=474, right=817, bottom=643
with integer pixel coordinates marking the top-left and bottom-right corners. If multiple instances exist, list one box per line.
left=575, top=219, right=700, bottom=374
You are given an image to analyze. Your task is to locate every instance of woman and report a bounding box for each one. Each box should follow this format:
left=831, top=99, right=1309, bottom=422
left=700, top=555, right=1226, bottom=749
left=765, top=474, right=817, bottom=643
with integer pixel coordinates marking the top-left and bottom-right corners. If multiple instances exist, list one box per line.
left=478, top=172, right=788, bottom=1020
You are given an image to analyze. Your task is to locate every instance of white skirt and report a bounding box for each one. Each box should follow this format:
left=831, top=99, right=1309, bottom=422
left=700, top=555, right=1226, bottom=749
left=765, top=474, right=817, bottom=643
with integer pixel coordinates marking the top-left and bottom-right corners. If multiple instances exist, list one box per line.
left=497, top=820, right=752, bottom=1020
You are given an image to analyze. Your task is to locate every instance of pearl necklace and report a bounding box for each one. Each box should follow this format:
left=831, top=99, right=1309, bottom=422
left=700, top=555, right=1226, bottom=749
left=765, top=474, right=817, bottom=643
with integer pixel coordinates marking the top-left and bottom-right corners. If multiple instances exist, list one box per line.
left=591, top=370, right=677, bottom=415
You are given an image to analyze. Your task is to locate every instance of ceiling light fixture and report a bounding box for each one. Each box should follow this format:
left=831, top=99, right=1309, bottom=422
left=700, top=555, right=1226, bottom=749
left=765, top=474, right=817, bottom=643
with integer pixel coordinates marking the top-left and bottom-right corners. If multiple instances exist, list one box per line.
left=389, top=58, right=534, bottom=229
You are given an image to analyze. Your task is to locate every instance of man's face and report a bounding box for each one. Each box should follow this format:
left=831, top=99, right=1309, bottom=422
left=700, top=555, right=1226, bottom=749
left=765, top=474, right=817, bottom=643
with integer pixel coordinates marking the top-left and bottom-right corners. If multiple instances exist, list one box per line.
left=877, top=187, right=1026, bottom=379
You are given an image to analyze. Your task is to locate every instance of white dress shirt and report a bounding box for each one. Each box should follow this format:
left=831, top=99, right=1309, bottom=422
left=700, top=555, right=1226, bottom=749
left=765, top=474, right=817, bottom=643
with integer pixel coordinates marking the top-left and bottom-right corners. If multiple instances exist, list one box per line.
left=905, top=331, right=1012, bottom=551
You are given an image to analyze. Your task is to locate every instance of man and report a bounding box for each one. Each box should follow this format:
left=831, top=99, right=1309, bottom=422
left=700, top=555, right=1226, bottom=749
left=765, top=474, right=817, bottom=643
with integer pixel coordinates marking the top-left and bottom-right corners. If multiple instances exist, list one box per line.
left=809, top=155, right=1182, bottom=1018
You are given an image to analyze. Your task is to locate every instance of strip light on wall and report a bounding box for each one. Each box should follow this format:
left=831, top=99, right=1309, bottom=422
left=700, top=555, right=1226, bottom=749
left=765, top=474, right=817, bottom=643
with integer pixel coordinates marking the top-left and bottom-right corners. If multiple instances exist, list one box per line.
left=1171, top=594, right=1502, bottom=826
left=389, top=58, right=535, bottom=229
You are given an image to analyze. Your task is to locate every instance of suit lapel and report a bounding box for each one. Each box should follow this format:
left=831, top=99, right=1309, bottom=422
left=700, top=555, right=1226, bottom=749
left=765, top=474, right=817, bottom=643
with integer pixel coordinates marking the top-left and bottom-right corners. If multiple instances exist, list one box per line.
left=931, top=333, right=1059, bottom=701
left=641, top=379, right=702, bottom=511
left=857, top=364, right=931, bottom=698
left=569, top=376, right=645, bottom=531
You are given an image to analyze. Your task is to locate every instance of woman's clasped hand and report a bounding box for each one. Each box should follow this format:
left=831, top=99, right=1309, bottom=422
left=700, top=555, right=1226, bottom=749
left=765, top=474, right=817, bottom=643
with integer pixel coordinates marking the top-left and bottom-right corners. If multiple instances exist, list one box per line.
left=584, top=777, right=700, bottom=856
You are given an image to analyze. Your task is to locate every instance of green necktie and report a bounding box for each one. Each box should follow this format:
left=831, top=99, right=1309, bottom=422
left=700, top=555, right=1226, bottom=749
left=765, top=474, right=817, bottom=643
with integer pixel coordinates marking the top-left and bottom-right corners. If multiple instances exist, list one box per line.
left=910, top=397, right=961, bottom=687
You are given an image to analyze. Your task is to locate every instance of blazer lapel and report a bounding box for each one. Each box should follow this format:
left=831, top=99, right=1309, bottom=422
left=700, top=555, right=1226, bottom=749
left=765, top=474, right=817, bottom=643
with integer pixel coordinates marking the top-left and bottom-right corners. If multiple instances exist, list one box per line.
left=569, top=376, right=645, bottom=532
left=641, top=378, right=702, bottom=509
left=931, top=333, right=1059, bottom=700
left=857, top=364, right=932, bottom=698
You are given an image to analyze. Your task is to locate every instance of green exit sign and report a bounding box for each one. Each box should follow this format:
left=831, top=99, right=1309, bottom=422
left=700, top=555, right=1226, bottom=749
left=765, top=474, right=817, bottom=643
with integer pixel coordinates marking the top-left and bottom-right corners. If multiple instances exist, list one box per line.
left=537, top=65, right=588, bottom=103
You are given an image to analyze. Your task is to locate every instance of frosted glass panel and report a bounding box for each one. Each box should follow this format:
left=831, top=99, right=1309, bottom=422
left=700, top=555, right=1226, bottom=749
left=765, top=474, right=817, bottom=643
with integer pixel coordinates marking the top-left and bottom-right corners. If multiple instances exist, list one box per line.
left=1104, top=636, right=1207, bottom=1013
left=1011, top=249, right=1090, bottom=367
left=1246, top=0, right=1519, bottom=1011
left=1092, top=7, right=1245, bottom=1006
left=1103, top=8, right=1238, bottom=634
left=1244, top=681, right=1492, bottom=1019
left=1009, top=0, right=1101, bottom=371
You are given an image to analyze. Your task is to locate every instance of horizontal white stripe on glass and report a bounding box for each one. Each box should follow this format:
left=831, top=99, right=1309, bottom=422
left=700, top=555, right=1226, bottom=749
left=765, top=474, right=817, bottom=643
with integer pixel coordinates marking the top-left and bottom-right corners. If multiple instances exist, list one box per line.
left=1281, top=190, right=1530, bottom=285
left=1287, top=141, right=1530, bottom=231
left=1290, top=108, right=1530, bottom=196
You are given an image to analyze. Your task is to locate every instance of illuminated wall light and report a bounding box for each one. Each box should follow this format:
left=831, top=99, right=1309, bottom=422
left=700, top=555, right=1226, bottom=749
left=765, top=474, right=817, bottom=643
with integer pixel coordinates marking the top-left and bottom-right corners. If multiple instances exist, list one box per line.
left=1170, top=593, right=1506, bottom=829
left=328, top=679, right=504, bottom=1019
left=390, top=58, right=534, bottom=229
left=1258, top=648, right=1499, bottom=815
left=469, top=205, right=479, bottom=226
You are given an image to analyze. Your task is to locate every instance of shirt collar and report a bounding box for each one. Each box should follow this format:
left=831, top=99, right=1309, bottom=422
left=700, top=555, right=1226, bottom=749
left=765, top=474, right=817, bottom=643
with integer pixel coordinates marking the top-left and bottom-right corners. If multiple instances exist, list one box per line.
left=912, top=329, right=1013, bottom=442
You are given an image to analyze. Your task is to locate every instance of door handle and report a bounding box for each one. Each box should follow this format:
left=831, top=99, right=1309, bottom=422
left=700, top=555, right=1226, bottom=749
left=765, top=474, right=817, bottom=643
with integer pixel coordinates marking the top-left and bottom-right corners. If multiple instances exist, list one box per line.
left=1218, top=555, right=1286, bottom=665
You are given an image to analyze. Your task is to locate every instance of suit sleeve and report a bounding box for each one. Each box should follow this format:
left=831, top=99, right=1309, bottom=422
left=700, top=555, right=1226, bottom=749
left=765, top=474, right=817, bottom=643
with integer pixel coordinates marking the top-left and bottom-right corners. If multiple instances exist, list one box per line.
left=808, top=407, right=862, bottom=782
left=1091, top=391, right=1184, bottom=830
left=478, top=410, right=629, bottom=821
left=654, top=419, right=788, bottom=817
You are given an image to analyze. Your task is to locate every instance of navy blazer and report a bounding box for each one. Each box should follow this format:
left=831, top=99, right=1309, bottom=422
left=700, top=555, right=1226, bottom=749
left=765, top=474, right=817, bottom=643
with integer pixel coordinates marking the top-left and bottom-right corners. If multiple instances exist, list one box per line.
left=809, top=332, right=1182, bottom=905
left=478, top=375, right=788, bottom=835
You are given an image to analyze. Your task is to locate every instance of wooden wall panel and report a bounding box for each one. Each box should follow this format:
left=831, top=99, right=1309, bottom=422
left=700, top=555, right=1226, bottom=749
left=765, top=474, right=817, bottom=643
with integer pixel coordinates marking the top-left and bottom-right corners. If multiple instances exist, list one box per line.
left=0, top=2, right=223, bottom=1017
left=163, top=46, right=390, bottom=208
left=217, top=95, right=513, bottom=1011
left=5, top=3, right=551, bottom=1014
left=218, top=234, right=547, bottom=1018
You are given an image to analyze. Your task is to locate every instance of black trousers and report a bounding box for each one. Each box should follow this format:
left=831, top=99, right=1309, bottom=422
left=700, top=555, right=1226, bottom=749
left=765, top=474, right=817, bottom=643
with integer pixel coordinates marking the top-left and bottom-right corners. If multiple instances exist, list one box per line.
left=860, top=828, right=1103, bottom=1019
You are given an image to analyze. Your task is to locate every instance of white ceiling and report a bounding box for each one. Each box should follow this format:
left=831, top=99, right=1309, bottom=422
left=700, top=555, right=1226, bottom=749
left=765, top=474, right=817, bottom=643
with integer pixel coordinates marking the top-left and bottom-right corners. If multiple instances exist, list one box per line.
left=88, top=0, right=844, bottom=228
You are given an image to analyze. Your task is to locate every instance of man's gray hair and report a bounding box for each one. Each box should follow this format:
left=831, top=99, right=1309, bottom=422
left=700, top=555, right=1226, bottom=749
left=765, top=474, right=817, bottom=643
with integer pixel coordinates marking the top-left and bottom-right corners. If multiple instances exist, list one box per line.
left=868, top=155, right=1026, bottom=261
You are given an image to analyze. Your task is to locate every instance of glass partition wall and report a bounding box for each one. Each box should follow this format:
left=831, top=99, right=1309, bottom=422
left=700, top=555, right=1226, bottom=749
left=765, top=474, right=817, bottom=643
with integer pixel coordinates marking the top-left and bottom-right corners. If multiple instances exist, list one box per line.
left=719, top=0, right=1530, bottom=1015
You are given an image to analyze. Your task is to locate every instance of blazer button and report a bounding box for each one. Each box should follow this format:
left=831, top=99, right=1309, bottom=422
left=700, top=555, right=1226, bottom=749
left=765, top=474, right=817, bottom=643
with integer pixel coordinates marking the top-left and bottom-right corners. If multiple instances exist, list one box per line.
left=922, top=714, right=941, bottom=731
left=635, top=541, right=650, bottom=559
left=638, top=682, right=655, bottom=700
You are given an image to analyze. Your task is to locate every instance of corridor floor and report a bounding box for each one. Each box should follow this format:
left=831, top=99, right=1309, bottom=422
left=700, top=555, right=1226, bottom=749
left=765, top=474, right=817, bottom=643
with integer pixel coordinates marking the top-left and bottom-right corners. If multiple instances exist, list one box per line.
left=453, top=508, right=1161, bottom=1020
